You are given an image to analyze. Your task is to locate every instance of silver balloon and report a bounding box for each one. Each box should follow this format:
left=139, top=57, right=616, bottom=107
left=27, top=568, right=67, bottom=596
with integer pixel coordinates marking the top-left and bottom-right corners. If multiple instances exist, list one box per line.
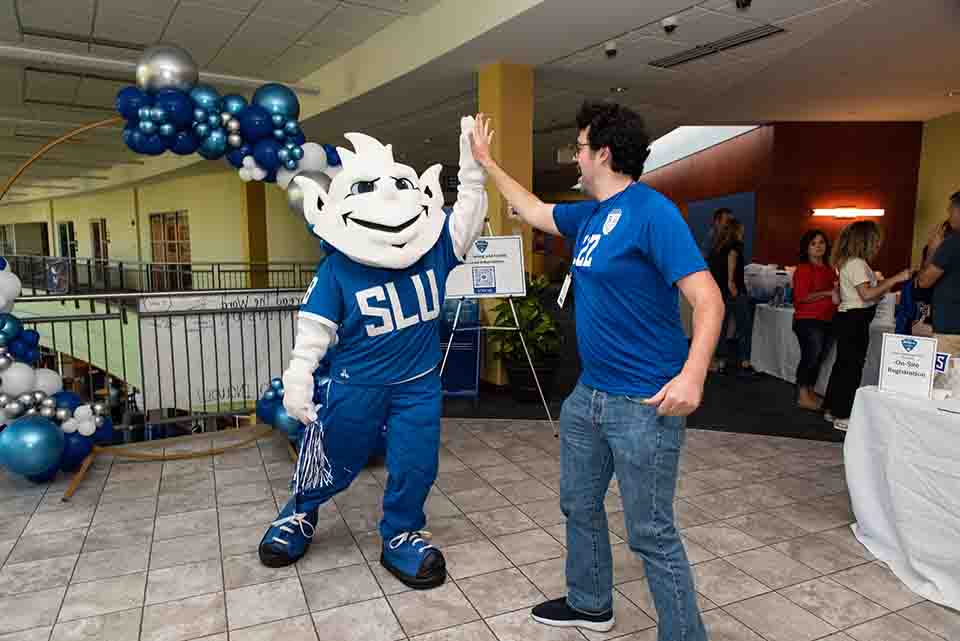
left=95, top=416, right=105, bottom=427
left=40, top=398, right=57, bottom=409
left=286, top=171, right=332, bottom=219
left=55, top=408, right=71, bottom=422
left=136, top=44, right=199, bottom=93
left=226, top=118, right=240, bottom=133
left=4, top=401, right=23, bottom=418
left=17, top=393, right=34, bottom=408
left=92, top=402, right=106, bottom=416
left=0, top=393, right=9, bottom=406
left=221, top=112, right=232, bottom=125
left=39, top=406, right=56, bottom=419
left=0, top=355, right=12, bottom=371
left=24, top=407, right=37, bottom=416
left=228, top=133, right=243, bottom=148
left=32, top=391, right=47, bottom=405
left=0, top=346, right=7, bottom=356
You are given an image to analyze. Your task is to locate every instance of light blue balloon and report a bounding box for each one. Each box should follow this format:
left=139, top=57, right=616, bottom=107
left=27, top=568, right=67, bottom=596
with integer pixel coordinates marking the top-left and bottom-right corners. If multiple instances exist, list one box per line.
left=252, top=83, right=300, bottom=120
left=273, top=128, right=285, bottom=141
left=139, top=119, right=157, bottom=135
left=138, top=106, right=153, bottom=121
left=189, top=84, right=221, bottom=113
left=270, top=378, right=283, bottom=390
left=0, top=416, right=65, bottom=477
left=271, top=113, right=285, bottom=127
left=222, top=94, right=248, bottom=116
left=290, top=146, right=304, bottom=160
left=150, top=107, right=167, bottom=123
left=158, top=123, right=176, bottom=137
left=283, top=121, right=300, bottom=136
left=277, top=148, right=290, bottom=163
left=284, top=158, right=298, bottom=170
left=263, top=389, right=277, bottom=402
left=194, top=122, right=211, bottom=138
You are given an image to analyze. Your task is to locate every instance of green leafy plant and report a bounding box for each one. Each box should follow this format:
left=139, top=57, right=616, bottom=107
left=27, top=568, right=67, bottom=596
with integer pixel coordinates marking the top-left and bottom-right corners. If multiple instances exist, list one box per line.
left=491, top=274, right=562, bottom=363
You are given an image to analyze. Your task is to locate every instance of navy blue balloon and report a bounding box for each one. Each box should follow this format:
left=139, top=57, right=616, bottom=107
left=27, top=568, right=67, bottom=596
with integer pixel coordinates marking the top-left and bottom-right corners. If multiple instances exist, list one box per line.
left=20, top=329, right=39, bottom=347
left=189, top=84, right=221, bottom=113
left=170, top=130, right=200, bottom=155
left=263, top=388, right=277, bottom=402
left=116, top=86, right=151, bottom=121
left=0, top=416, right=65, bottom=477
left=226, top=144, right=252, bottom=169
left=154, top=90, right=193, bottom=129
left=292, top=131, right=306, bottom=146
left=198, top=129, right=227, bottom=159
left=26, top=460, right=59, bottom=484
left=59, top=432, right=93, bottom=473
left=22, top=348, right=39, bottom=364
left=0, top=257, right=7, bottom=271
left=263, top=166, right=278, bottom=184
left=124, top=127, right=146, bottom=153
left=0, top=313, right=22, bottom=343
left=141, top=133, right=167, bottom=156
left=93, top=417, right=114, bottom=445
left=253, top=139, right=282, bottom=171
left=322, top=143, right=340, bottom=165
left=52, top=391, right=82, bottom=412
left=238, top=105, right=272, bottom=142
left=272, top=406, right=303, bottom=439
left=159, top=123, right=177, bottom=138
left=222, top=94, right=247, bottom=116
left=253, top=83, right=300, bottom=120
left=255, top=398, right=278, bottom=425
left=9, top=338, right=27, bottom=360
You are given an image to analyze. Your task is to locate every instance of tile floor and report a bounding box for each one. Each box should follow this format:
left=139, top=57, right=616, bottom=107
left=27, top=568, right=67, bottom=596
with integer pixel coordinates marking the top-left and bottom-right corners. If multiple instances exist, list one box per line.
left=0, top=420, right=957, bottom=641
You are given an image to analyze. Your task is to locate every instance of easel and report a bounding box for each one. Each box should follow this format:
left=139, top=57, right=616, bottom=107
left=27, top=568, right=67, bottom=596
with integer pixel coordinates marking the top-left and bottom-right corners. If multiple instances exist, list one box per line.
left=439, top=223, right=556, bottom=435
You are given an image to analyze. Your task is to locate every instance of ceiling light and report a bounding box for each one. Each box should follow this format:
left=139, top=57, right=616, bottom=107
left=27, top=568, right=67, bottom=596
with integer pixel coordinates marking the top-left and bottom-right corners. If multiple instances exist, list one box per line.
left=949, top=90, right=958, bottom=97
left=610, top=87, right=627, bottom=93
left=812, top=208, right=884, bottom=218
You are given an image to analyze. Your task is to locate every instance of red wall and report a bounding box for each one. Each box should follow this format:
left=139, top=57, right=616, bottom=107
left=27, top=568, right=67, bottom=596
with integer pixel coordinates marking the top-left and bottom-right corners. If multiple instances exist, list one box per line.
left=638, top=122, right=923, bottom=275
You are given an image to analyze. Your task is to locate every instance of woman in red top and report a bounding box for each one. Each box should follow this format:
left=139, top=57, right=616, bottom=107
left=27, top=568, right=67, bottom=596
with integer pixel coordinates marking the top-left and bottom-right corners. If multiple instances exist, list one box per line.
left=792, top=230, right=837, bottom=410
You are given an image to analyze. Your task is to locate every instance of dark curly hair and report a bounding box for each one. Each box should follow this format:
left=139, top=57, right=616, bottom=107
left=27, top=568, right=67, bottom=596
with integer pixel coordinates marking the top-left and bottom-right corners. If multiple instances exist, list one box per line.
left=950, top=190, right=960, bottom=208
left=798, top=229, right=832, bottom=265
left=576, top=101, right=650, bottom=180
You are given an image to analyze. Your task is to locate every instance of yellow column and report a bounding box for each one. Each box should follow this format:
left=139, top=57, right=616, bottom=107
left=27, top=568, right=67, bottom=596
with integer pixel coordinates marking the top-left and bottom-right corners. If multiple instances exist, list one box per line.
left=244, top=181, right=268, bottom=288
left=478, top=62, right=534, bottom=385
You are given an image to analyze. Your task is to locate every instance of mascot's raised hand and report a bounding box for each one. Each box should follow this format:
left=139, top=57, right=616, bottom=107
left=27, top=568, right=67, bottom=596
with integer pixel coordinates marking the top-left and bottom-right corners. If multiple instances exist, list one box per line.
left=260, top=117, right=487, bottom=592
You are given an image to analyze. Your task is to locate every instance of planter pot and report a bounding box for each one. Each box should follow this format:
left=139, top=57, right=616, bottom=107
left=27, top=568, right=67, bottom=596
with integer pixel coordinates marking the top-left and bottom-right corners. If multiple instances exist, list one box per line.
left=505, top=358, right=557, bottom=403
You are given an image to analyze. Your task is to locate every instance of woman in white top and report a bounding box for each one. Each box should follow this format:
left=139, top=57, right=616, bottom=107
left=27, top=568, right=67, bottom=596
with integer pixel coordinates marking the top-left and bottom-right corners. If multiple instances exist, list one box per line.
left=823, top=221, right=910, bottom=430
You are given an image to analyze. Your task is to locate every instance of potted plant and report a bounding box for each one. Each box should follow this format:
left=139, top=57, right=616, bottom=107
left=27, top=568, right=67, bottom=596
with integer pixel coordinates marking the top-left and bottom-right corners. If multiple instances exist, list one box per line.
left=491, top=274, right=563, bottom=402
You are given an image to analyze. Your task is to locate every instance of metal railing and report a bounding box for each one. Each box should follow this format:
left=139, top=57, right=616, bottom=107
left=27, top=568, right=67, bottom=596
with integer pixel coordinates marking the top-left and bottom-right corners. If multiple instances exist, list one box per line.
left=16, top=287, right=304, bottom=440
left=8, top=254, right=317, bottom=295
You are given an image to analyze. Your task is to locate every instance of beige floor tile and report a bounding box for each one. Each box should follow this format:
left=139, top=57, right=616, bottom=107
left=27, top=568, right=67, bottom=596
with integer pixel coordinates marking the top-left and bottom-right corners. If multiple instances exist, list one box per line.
left=725, top=547, right=820, bottom=589
left=772, top=535, right=869, bottom=574
left=692, top=559, right=770, bottom=606
left=141, top=591, right=227, bottom=641
left=311, top=597, right=404, bottom=641
left=0, top=515, right=29, bottom=542
left=50, top=608, right=141, bottom=641
left=485, top=608, right=585, bottom=641
left=722, top=513, right=809, bottom=545
left=146, top=559, right=222, bottom=605
left=226, top=577, right=307, bottom=629
left=154, top=508, right=217, bottom=541
left=580, top=595, right=657, bottom=641
left=845, top=613, right=945, bottom=641
left=516, top=499, right=565, bottom=527
left=518, top=557, right=567, bottom=601
left=388, top=581, right=479, bottom=637
left=92, top=496, right=157, bottom=525
left=295, top=535, right=365, bottom=575
left=8, top=528, right=86, bottom=564
left=497, top=480, right=558, bottom=504
left=724, top=592, right=837, bottom=641
left=0, top=626, right=54, bottom=641
left=218, top=501, right=282, bottom=530
left=299, top=563, right=382, bottom=612
left=428, top=516, right=486, bottom=547
left=674, top=500, right=717, bottom=530
left=409, top=620, right=497, bottom=641
left=898, top=601, right=960, bottom=640
left=467, top=506, right=537, bottom=538
left=682, top=524, right=766, bottom=557
left=701, top=608, right=766, bottom=640
left=222, top=551, right=296, bottom=590
left=768, top=501, right=853, bottom=534
left=217, top=481, right=274, bottom=507
left=59, top=573, right=146, bottom=622
left=779, top=578, right=889, bottom=629
left=24, top=507, right=95, bottom=534
left=829, top=562, right=925, bottom=611
left=83, top=518, right=153, bottom=553
left=457, top=567, right=544, bottom=617
left=0, top=555, right=77, bottom=597
left=219, top=524, right=266, bottom=558
left=493, top=528, right=564, bottom=566
left=448, top=487, right=512, bottom=513
left=444, top=539, right=513, bottom=580
left=0, top=587, right=66, bottom=635
left=230, top=614, right=317, bottom=641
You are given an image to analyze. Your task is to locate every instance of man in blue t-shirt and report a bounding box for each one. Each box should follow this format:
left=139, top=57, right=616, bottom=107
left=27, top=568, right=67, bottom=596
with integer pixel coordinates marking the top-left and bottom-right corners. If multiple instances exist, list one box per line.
left=469, top=103, right=723, bottom=638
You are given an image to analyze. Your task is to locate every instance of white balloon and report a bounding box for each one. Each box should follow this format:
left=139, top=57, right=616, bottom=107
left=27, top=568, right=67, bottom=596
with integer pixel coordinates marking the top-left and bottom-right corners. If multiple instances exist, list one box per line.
left=33, top=369, right=63, bottom=395
left=1, top=362, right=36, bottom=397
left=74, top=405, right=94, bottom=420
left=0, top=272, right=21, bottom=313
left=61, top=418, right=78, bottom=433
left=77, top=419, right=96, bottom=437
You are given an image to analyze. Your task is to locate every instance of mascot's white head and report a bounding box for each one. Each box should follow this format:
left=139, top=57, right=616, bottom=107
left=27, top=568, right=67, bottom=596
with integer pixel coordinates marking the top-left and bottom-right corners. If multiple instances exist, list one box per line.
left=293, top=133, right=444, bottom=270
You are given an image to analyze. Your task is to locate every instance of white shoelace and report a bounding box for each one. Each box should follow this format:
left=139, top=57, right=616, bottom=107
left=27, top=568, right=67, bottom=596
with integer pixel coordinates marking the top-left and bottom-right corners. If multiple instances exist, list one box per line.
left=270, top=512, right=315, bottom=547
left=388, top=530, right=435, bottom=553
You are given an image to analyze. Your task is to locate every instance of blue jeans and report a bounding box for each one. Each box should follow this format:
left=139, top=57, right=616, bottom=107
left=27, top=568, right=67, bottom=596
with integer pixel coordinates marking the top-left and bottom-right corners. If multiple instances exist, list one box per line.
left=560, top=381, right=706, bottom=641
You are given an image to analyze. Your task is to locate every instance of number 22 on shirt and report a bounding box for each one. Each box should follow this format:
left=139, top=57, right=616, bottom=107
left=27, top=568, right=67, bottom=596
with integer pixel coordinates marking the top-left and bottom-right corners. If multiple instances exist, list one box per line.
left=574, top=234, right=601, bottom=268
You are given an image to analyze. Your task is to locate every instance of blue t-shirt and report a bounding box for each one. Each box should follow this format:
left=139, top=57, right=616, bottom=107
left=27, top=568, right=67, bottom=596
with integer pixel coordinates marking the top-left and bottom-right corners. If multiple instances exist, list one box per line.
left=554, top=183, right=706, bottom=397
left=300, top=217, right=461, bottom=385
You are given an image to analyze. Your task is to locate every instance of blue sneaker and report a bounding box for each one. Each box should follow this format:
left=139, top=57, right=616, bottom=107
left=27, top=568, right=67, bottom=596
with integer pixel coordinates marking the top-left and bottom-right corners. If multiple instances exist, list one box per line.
left=258, top=498, right=318, bottom=568
left=380, top=531, right=446, bottom=589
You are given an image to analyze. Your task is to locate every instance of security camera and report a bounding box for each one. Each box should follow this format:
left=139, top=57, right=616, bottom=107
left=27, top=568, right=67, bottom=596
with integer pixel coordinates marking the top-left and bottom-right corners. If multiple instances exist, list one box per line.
left=735, top=0, right=752, bottom=9
left=604, top=40, right=618, bottom=59
left=662, top=16, right=678, bottom=34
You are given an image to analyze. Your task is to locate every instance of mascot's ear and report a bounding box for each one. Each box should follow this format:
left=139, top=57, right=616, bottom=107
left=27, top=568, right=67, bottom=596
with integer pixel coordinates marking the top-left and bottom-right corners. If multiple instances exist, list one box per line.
left=293, top=175, right=330, bottom=229
left=419, top=164, right=444, bottom=210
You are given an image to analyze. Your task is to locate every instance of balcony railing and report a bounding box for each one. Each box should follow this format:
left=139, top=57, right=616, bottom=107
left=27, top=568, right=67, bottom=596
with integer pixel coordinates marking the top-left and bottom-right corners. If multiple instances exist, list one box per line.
left=8, top=254, right=318, bottom=295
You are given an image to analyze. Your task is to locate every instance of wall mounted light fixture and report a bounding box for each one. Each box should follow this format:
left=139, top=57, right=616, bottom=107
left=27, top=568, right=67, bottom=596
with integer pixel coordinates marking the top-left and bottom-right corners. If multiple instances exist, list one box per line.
left=811, top=207, right=884, bottom=218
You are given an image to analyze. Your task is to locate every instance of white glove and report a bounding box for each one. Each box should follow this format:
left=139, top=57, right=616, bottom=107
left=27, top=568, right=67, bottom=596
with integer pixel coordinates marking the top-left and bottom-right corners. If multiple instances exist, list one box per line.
left=449, top=115, right=488, bottom=259
left=458, top=116, right=485, bottom=187
left=282, top=315, right=336, bottom=424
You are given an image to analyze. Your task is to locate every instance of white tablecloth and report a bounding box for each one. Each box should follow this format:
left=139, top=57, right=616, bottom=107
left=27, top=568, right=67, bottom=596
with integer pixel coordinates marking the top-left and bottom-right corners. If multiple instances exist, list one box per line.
left=846, top=386, right=960, bottom=609
left=750, top=303, right=893, bottom=395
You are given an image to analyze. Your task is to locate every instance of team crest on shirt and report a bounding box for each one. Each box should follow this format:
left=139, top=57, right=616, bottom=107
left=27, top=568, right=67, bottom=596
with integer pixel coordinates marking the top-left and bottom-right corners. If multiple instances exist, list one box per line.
left=603, top=210, right=622, bottom=235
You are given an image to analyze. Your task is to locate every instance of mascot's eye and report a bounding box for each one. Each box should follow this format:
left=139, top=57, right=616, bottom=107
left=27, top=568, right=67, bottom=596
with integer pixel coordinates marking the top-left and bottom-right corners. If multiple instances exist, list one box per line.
left=394, top=177, right=415, bottom=191
left=349, top=180, right=377, bottom=196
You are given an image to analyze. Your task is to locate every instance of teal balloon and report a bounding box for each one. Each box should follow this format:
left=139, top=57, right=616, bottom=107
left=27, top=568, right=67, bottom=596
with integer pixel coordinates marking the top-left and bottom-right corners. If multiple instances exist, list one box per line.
left=277, top=148, right=290, bottom=163
left=270, top=377, right=283, bottom=390
left=194, top=122, right=211, bottom=138
left=198, top=129, right=227, bottom=159
left=208, top=113, right=221, bottom=127
left=283, top=121, right=300, bottom=136
left=158, top=123, right=177, bottom=137
left=222, top=94, right=247, bottom=116
left=290, top=146, right=304, bottom=160
left=0, top=313, right=22, bottom=342
left=0, top=416, right=65, bottom=477
left=193, top=107, right=207, bottom=122
left=271, top=114, right=285, bottom=127
left=284, top=158, right=297, bottom=170
left=253, top=83, right=300, bottom=120
left=189, top=84, right=221, bottom=113
left=138, top=106, right=153, bottom=121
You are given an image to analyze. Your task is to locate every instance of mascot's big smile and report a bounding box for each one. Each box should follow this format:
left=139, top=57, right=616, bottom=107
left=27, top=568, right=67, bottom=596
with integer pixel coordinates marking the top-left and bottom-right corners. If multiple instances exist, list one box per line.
left=294, top=133, right=445, bottom=270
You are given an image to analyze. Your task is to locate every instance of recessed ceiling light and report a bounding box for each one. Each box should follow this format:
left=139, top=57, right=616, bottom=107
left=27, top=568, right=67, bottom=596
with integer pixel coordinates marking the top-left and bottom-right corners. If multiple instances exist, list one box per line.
left=423, top=138, right=432, bottom=144
left=949, top=90, right=959, bottom=97
left=611, top=87, right=627, bottom=93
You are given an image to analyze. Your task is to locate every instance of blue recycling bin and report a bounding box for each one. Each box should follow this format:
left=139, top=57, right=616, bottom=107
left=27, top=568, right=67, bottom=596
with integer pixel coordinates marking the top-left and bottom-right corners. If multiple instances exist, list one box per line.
left=440, top=299, right=481, bottom=397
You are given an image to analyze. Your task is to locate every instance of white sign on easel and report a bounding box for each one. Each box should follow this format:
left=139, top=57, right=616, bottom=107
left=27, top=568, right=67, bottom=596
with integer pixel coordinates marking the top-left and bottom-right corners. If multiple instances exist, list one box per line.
left=879, top=333, right=938, bottom=399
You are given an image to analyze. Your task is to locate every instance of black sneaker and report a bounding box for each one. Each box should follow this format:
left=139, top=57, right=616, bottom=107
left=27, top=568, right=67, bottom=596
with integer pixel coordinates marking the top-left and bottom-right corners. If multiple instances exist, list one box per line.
left=531, top=597, right=615, bottom=632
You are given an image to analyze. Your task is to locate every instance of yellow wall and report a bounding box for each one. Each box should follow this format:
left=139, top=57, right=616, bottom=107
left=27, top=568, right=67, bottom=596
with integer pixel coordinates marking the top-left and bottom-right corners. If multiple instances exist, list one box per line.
left=53, top=188, right=138, bottom=262
left=264, top=184, right=324, bottom=265
left=914, top=111, right=960, bottom=263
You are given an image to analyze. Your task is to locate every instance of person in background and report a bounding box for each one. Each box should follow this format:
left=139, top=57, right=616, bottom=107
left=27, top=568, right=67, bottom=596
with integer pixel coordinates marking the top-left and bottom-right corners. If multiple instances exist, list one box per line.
left=916, top=191, right=960, bottom=356
left=709, top=217, right=756, bottom=376
left=701, top=207, right=733, bottom=257
left=791, top=230, right=837, bottom=410
left=823, top=221, right=910, bottom=430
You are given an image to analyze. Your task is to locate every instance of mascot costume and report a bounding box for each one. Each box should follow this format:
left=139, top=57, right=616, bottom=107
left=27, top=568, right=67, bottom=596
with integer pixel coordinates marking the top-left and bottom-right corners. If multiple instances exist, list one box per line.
left=258, top=117, right=488, bottom=589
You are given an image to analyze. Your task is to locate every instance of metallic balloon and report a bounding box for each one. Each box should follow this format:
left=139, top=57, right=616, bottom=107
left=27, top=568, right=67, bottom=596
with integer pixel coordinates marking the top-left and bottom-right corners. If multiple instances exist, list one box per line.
left=95, top=416, right=105, bottom=427
left=138, top=106, right=153, bottom=121
left=25, top=407, right=37, bottom=416
left=193, top=107, right=207, bottom=123
left=139, top=120, right=158, bottom=135
left=0, top=355, right=12, bottom=371
left=0, top=346, right=7, bottom=356
left=4, top=401, right=24, bottom=418
left=189, top=84, right=221, bottom=113
left=194, top=122, right=211, bottom=138
left=41, top=398, right=57, bottom=409
left=55, top=408, right=71, bottom=422
left=158, top=123, right=177, bottom=138
left=271, top=114, right=285, bottom=127
left=284, top=121, right=300, bottom=136
left=92, top=402, right=106, bottom=416
left=39, top=406, right=56, bottom=419
left=271, top=377, right=283, bottom=390
left=228, top=133, right=243, bottom=148
left=222, top=94, right=247, bottom=116
left=290, top=146, right=304, bottom=160
left=17, top=393, right=35, bottom=408
left=286, top=171, right=331, bottom=219
left=273, top=128, right=286, bottom=141
left=252, top=83, right=300, bottom=120
left=221, top=112, right=232, bottom=126
left=208, top=113, right=221, bottom=127
left=226, top=118, right=240, bottom=133
left=0, top=393, right=8, bottom=406
left=150, top=107, right=168, bottom=123
left=284, top=158, right=297, bottom=171
left=277, top=148, right=290, bottom=163
left=136, top=44, right=199, bottom=93
left=32, top=391, right=47, bottom=405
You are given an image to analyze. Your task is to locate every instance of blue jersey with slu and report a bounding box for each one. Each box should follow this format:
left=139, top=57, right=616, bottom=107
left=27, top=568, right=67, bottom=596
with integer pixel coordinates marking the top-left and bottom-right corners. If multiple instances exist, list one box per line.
left=554, top=183, right=706, bottom=397
left=300, top=217, right=461, bottom=386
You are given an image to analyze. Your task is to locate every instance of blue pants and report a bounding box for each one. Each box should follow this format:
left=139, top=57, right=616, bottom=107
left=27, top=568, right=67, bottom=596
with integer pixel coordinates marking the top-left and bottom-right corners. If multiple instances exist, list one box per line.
left=296, top=370, right=441, bottom=541
left=560, top=381, right=706, bottom=641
